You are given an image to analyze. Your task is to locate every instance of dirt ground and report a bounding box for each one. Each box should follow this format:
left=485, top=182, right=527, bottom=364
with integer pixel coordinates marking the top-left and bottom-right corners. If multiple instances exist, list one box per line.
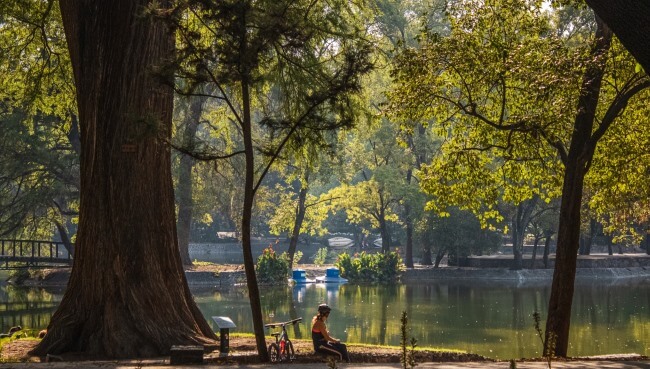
left=0, top=336, right=489, bottom=364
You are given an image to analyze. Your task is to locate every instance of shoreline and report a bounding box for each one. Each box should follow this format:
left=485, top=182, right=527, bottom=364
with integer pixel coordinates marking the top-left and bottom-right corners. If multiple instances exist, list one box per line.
left=9, top=264, right=650, bottom=287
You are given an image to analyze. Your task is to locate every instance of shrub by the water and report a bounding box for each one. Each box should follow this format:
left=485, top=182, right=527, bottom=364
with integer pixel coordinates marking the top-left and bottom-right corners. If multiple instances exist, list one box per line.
left=335, top=251, right=403, bottom=283
left=256, top=245, right=289, bottom=283
left=312, top=247, right=329, bottom=265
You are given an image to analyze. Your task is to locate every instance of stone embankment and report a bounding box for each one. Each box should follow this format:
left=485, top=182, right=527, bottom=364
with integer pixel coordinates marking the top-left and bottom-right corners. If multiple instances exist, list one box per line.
left=456, top=253, right=650, bottom=269
left=401, top=266, right=650, bottom=285
left=14, top=261, right=650, bottom=287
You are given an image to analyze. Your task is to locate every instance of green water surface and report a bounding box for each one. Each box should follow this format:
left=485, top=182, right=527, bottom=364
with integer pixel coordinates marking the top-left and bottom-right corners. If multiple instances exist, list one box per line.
left=1, top=279, right=648, bottom=359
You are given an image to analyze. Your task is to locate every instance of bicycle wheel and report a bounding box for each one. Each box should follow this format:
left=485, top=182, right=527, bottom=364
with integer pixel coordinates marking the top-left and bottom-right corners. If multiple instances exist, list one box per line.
left=268, top=342, right=280, bottom=363
left=283, top=340, right=295, bottom=361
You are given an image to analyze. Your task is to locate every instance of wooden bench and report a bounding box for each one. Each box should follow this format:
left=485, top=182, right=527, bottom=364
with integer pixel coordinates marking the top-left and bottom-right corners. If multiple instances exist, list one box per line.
left=170, top=345, right=204, bottom=364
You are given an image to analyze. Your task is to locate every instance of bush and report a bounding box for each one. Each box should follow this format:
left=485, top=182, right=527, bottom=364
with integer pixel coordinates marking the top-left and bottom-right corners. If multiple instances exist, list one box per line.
left=290, top=250, right=303, bottom=266
left=335, top=251, right=403, bottom=283
left=312, top=247, right=329, bottom=266
left=256, top=245, right=289, bottom=283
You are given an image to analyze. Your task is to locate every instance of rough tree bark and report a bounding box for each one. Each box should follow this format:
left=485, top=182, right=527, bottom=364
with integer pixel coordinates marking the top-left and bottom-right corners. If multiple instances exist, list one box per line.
left=177, top=95, right=207, bottom=265
left=32, top=0, right=217, bottom=358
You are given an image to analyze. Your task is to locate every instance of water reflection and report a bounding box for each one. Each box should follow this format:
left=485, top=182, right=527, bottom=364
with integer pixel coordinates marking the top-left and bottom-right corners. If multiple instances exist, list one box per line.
left=193, top=280, right=650, bottom=359
left=0, top=286, right=63, bottom=334
left=1, top=279, right=648, bottom=359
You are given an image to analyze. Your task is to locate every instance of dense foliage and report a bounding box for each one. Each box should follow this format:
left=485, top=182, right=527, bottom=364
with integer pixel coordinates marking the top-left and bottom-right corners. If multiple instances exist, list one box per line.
left=0, top=1, right=78, bottom=241
left=255, top=245, right=290, bottom=283
left=335, top=251, right=403, bottom=283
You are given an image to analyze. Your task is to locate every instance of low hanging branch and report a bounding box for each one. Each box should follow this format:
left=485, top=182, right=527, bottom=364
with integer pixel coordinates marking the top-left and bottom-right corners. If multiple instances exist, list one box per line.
left=169, top=140, right=245, bottom=161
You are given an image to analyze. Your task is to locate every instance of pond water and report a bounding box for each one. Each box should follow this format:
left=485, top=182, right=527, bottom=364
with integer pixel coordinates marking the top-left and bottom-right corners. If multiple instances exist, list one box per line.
left=1, top=278, right=648, bottom=359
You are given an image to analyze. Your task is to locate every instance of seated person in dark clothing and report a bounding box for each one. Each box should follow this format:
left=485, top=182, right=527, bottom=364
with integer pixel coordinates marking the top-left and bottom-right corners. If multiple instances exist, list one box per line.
left=311, top=303, right=350, bottom=362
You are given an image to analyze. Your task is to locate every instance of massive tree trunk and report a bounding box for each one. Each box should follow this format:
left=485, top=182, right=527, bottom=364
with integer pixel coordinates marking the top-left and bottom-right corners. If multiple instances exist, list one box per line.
left=32, top=0, right=217, bottom=358
left=586, top=1, right=650, bottom=73
left=545, top=17, right=612, bottom=358
left=176, top=95, right=207, bottom=266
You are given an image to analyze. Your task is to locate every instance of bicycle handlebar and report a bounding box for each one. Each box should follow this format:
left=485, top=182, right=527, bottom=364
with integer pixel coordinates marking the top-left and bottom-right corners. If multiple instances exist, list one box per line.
left=264, top=317, right=303, bottom=328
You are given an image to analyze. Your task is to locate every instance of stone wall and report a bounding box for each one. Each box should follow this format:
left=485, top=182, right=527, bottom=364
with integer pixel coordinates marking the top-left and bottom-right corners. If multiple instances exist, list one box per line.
left=401, top=266, right=650, bottom=284
left=449, top=254, right=650, bottom=269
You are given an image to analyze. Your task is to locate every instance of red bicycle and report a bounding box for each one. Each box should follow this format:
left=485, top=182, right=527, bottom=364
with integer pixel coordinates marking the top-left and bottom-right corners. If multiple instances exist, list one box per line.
left=264, top=317, right=302, bottom=362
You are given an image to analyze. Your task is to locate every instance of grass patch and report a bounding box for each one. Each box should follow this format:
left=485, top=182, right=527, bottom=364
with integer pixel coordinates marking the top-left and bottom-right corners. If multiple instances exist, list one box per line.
left=346, top=342, right=466, bottom=354
left=230, top=332, right=257, bottom=339
left=230, top=333, right=465, bottom=354
left=193, top=260, right=216, bottom=267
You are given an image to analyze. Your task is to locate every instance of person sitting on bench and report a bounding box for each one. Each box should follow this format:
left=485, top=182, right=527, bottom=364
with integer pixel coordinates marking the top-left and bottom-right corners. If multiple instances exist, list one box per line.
left=311, top=303, right=350, bottom=362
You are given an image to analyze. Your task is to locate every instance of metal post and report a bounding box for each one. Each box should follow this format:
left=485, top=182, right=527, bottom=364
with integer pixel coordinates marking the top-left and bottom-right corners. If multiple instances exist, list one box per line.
left=220, top=328, right=229, bottom=353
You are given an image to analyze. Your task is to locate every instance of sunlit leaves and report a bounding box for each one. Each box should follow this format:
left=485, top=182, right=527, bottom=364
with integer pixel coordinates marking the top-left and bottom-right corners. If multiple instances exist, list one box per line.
left=587, top=81, right=650, bottom=243
left=0, top=1, right=78, bottom=238
left=267, top=184, right=333, bottom=237
left=390, top=0, right=575, bottom=228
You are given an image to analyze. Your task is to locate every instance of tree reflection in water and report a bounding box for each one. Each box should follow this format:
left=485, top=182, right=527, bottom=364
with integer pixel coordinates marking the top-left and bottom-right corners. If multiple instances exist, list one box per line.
left=3, top=280, right=649, bottom=359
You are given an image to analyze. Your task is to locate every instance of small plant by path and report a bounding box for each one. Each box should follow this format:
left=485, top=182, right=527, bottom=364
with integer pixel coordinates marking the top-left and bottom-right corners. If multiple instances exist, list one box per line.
left=400, top=311, right=418, bottom=369
left=533, top=311, right=556, bottom=369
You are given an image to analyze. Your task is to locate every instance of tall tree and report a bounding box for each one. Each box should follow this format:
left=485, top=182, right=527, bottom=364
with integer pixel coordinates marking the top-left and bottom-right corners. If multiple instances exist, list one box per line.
left=366, top=0, right=446, bottom=266
left=268, top=161, right=337, bottom=270
left=171, top=0, right=372, bottom=359
left=32, top=0, right=217, bottom=357
left=389, top=0, right=650, bottom=356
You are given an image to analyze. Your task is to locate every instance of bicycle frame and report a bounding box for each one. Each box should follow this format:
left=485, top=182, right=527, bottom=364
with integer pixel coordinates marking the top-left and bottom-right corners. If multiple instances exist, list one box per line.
left=264, top=317, right=302, bottom=362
